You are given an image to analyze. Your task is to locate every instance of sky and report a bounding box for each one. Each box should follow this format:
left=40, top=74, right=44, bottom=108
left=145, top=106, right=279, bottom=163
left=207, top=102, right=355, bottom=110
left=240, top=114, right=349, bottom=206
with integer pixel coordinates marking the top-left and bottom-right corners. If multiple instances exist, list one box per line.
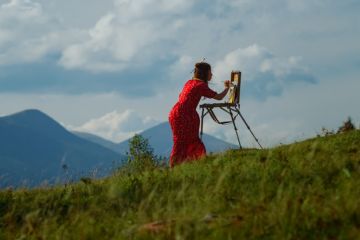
left=0, top=0, right=359, bottom=147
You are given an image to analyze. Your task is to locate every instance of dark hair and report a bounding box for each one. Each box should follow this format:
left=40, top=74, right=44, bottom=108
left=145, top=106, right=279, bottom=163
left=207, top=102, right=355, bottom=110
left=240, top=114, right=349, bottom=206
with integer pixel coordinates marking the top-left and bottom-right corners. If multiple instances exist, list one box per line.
left=193, top=62, right=211, bottom=82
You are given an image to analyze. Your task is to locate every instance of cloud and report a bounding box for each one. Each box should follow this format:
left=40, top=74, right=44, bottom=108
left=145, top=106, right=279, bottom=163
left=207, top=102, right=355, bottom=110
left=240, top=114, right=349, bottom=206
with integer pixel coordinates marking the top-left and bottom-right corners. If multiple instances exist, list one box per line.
left=59, top=14, right=126, bottom=72
left=1, top=0, right=358, bottom=74
left=167, top=55, right=196, bottom=87
left=0, top=0, right=50, bottom=64
left=0, top=28, right=13, bottom=46
left=0, top=0, right=85, bottom=66
left=58, top=0, right=195, bottom=72
left=113, top=0, right=193, bottom=21
left=0, top=0, right=43, bottom=21
left=0, top=0, right=357, bottom=101
left=71, top=109, right=159, bottom=142
left=213, top=44, right=317, bottom=100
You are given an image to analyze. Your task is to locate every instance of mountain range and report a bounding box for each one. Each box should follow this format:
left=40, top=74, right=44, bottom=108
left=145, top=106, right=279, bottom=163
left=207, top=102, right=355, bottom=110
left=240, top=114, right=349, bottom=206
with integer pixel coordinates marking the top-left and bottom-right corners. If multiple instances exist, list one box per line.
left=74, top=122, right=238, bottom=157
left=1, top=109, right=237, bottom=188
left=0, top=110, right=124, bottom=188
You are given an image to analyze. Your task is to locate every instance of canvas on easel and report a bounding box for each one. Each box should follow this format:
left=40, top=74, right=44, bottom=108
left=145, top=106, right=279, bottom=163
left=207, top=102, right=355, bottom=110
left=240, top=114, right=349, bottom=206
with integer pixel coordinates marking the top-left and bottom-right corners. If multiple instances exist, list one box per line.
left=228, top=71, right=241, bottom=105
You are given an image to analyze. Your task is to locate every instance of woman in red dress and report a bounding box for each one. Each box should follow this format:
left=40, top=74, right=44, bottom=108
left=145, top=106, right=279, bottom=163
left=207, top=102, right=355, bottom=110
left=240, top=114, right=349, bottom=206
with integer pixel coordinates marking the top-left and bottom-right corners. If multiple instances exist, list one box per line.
left=168, top=62, right=230, bottom=168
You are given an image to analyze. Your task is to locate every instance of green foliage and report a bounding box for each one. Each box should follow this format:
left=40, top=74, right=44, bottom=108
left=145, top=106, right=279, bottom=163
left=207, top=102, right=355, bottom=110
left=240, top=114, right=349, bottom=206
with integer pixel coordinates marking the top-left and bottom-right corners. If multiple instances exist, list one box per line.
left=0, top=130, right=360, bottom=239
left=317, top=116, right=357, bottom=137
left=337, top=117, right=356, bottom=133
left=124, top=134, right=159, bottom=174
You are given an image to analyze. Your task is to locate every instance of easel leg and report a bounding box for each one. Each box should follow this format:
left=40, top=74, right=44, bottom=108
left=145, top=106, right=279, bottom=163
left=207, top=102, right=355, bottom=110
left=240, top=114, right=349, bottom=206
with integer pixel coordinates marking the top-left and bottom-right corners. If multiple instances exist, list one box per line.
left=229, top=108, right=242, bottom=149
left=235, top=108, right=263, bottom=149
left=200, top=108, right=205, bottom=140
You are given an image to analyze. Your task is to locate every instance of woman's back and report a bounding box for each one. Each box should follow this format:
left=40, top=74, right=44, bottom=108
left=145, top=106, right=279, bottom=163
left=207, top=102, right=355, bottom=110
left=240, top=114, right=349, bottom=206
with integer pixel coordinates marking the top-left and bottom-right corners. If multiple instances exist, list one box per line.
left=173, top=79, right=216, bottom=113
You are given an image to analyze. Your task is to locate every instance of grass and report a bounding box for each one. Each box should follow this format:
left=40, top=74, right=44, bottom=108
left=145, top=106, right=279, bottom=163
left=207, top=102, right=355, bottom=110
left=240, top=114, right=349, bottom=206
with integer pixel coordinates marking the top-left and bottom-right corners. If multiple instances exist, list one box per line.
left=1, top=130, right=360, bottom=239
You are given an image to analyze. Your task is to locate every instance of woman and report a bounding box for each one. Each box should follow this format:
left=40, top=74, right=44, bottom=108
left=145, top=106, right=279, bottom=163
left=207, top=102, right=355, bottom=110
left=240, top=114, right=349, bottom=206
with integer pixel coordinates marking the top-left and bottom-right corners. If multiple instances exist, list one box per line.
left=168, top=62, right=230, bottom=168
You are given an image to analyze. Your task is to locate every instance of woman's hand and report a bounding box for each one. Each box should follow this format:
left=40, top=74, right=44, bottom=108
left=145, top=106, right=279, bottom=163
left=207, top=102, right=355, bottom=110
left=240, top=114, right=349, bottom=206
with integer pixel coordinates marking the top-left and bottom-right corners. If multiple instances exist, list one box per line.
left=213, top=81, right=231, bottom=100
left=224, top=80, right=231, bottom=89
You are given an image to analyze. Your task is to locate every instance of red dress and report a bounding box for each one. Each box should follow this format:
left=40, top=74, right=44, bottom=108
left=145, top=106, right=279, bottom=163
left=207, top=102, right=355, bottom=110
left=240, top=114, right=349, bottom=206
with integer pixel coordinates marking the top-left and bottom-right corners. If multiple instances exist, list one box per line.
left=168, top=79, right=217, bottom=167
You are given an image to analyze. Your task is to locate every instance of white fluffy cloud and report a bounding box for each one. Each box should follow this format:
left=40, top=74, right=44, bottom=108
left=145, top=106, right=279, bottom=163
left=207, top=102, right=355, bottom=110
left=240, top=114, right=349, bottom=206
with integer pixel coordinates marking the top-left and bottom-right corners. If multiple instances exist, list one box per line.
left=214, top=44, right=309, bottom=81
left=1, top=0, right=356, bottom=77
left=211, top=44, right=316, bottom=99
left=59, top=13, right=154, bottom=72
left=0, top=0, right=43, bottom=21
left=71, top=109, right=159, bottom=142
left=0, top=0, right=51, bottom=64
left=0, top=0, right=86, bottom=65
left=113, top=0, right=193, bottom=21
left=58, top=0, right=195, bottom=72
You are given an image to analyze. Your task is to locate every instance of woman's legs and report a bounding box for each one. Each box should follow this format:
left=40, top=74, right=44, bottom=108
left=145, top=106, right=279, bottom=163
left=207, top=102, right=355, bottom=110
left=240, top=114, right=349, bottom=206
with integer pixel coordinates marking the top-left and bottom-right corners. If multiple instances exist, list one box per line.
left=169, top=111, right=207, bottom=168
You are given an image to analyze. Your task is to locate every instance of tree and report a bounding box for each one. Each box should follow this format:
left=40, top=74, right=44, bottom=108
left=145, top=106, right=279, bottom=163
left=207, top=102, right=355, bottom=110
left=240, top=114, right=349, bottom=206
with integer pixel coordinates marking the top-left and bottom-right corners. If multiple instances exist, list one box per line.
left=126, top=134, right=157, bottom=173
left=337, top=117, right=355, bottom=133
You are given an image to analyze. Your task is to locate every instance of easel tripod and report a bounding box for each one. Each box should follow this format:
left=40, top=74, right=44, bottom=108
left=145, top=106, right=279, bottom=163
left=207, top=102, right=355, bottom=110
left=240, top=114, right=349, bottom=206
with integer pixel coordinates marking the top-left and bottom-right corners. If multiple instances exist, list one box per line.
left=199, top=71, right=263, bottom=149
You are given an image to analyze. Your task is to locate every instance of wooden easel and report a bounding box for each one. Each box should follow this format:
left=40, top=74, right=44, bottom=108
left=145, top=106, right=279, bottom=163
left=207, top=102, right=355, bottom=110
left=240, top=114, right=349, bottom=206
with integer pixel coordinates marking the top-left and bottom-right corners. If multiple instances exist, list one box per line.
left=199, top=71, right=263, bottom=149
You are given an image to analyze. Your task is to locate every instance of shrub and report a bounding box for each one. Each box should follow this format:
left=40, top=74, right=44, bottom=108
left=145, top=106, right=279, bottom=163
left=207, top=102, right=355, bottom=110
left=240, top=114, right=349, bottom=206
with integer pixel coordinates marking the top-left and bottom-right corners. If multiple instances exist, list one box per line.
left=125, top=134, right=158, bottom=173
left=337, top=117, right=356, bottom=133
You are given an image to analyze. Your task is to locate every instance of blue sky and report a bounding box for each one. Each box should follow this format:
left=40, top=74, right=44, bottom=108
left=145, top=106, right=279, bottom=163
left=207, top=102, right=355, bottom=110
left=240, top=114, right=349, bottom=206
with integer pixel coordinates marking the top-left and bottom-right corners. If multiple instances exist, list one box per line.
left=0, top=0, right=359, bottom=146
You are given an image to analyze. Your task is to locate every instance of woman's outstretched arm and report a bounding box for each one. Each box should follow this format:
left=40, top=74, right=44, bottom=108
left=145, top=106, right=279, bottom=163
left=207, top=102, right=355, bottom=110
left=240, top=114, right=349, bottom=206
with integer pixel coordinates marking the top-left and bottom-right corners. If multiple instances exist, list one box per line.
left=213, top=80, right=230, bottom=100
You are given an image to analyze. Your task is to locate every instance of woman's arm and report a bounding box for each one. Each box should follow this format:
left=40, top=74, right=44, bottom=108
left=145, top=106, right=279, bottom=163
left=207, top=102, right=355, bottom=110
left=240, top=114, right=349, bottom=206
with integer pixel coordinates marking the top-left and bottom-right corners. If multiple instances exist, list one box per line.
left=213, top=80, right=230, bottom=100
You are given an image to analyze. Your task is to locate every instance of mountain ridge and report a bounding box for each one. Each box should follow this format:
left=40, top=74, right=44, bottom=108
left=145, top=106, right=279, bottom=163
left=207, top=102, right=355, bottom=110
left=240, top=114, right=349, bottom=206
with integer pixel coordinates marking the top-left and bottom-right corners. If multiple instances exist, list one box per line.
left=0, top=109, right=125, bottom=188
left=74, top=122, right=238, bottom=157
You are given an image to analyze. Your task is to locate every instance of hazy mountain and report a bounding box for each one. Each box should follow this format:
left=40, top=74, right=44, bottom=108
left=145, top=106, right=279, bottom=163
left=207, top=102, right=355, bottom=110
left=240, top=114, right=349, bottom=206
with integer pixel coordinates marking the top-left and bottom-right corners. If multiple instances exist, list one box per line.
left=73, top=131, right=121, bottom=153
left=128, top=122, right=238, bottom=157
left=79, top=122, right=237, bottom=158
left=0, top=109, right=125, bottom=188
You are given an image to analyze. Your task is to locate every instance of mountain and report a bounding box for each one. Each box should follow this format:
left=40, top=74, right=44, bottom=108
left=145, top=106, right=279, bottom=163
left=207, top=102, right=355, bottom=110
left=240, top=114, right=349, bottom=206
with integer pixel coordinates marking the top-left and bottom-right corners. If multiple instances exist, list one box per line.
left=115, top=122, right=238, bottom=157
left=0, top=109, right=125, bottom=188
left=75, top=122, right=237, bottom=158
left=118, top=122, right=237, bottom=157
left=73, top=131, right=120, bottom=153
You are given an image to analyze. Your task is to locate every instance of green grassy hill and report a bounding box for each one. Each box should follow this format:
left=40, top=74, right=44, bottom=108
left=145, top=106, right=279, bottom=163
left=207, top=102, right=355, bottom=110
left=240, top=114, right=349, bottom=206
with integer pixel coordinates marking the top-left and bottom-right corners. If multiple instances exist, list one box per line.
left=1, top=130, right=359, bottom=239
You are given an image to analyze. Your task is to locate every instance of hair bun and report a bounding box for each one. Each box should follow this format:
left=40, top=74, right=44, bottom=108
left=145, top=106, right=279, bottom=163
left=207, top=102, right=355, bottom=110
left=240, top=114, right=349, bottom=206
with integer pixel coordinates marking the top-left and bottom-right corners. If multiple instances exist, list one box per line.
left=193, top=62, right=211, bottom=82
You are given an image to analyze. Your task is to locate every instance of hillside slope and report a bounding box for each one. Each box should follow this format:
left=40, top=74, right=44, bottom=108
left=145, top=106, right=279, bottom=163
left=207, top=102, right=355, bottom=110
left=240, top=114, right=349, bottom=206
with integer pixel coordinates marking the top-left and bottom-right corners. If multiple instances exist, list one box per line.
left=0, top=130, right=359, bottom=239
